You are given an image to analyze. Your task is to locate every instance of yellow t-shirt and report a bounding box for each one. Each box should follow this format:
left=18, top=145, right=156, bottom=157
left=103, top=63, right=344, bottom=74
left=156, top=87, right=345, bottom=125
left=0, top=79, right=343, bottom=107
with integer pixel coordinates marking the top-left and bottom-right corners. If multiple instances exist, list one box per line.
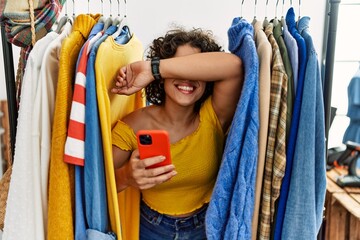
left=112, top=97, right=225, bottom=215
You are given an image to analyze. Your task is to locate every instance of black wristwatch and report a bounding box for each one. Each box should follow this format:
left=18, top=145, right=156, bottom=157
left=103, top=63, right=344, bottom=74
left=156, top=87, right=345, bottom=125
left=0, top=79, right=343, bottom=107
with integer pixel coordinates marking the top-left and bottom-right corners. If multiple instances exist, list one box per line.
left=151, top=57, right=162, bottom=81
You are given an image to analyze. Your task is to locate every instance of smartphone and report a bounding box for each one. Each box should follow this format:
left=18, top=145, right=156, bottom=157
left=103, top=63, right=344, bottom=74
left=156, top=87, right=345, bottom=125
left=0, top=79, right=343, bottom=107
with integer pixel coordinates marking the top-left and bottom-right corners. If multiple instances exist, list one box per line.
left=136, top=130, right=172, bottom=169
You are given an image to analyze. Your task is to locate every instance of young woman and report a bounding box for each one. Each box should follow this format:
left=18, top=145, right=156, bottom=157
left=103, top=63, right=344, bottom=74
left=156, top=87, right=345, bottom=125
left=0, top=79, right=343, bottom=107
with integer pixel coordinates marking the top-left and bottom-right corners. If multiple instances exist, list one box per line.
left=111, top=28, right=243, bottom=239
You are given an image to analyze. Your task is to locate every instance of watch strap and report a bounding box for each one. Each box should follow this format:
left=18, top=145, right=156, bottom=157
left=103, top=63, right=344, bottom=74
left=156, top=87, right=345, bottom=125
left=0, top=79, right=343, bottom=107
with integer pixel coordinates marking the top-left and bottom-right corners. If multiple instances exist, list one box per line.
left=151, top=57, right=162, bottom=81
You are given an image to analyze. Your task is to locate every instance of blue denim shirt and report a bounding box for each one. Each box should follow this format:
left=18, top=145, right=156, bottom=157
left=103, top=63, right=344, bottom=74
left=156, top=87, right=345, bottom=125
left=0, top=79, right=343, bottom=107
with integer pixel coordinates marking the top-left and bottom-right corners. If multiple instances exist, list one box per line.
left=280, top=16, right=326, bottom=240
left=74, top=22, right=104, bottom=240
left=81, top=25, right=130, bottom=239
left=206, top=17, right=259, bottom=240
left=273, top=7, right=308, bottom=239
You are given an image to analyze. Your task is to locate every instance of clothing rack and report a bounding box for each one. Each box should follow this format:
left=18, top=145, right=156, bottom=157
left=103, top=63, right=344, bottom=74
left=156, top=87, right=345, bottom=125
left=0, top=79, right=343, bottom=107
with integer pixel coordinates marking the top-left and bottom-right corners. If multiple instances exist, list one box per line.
left=1, top=24, right=17, bottom=162
left=0, top=0, right=341, bottom=165
left=323, top=0, right=341, bottom=150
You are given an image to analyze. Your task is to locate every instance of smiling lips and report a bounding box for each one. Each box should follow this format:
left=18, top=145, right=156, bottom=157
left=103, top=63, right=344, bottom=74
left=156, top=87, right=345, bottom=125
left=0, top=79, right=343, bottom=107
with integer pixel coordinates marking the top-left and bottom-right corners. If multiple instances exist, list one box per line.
left=176, top=83, right=197, bottom=94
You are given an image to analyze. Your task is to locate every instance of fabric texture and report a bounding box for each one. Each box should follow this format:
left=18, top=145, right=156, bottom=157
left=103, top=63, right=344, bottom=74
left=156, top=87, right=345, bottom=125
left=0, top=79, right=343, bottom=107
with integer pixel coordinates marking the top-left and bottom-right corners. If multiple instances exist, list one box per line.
left=31, top=20, right=71, bottom=237
left=0, top=155, right=11, bottom=230
left=281, top=17, right=298, bottom=96
left=72, top=22, right=104, bottom=240
left=83, top=25, right=118, bottom=235
left=139, top=201, right=207, bottom=240
left=205, top=17, right=259, bottom=240
left=273, top=20, right=294, bottom=141
left=47, top=14, right=100, bottom=240
left=280, top=16, right=326, bottom=240
left=112, top=97, right=224, bottom=215
left=273, top=8, right=308, bottom=239
left=251, top=19, right=272, bottom=240
left=95, top=33, right=145, bottom=240
left=0, top=0, right=65, bottom=48
left=64, top=24, right=104, bottom=166
left=258, top=22, right=288, bottom=240
left=86, top=229, right=117, bottom=240
left=2, top=32, right=58, bottom=240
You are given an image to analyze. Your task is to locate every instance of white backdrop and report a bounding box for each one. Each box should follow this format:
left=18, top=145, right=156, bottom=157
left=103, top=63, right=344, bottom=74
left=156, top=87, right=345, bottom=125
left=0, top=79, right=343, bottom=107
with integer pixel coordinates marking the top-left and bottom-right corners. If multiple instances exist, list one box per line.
left=0, top=0, right=327, bottom=100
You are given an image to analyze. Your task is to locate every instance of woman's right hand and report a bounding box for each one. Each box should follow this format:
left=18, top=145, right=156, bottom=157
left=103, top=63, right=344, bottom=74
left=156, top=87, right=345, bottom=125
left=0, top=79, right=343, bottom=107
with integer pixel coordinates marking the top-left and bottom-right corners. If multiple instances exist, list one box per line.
left=123, top=149, right=177, bottom=190
left=111, top=61, right=154, bottom=96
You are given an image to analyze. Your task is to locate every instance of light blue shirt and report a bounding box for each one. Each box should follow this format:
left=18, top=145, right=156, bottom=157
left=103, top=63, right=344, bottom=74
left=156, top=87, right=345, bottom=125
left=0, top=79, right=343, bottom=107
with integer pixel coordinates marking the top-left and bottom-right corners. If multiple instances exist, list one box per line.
left=74, top=22, right=104, bottom=240
left=281, top=16, right=326, bottom=240
left=273, top=8, right=308, bottom=239
left=84, top=25, right=130, bottom=239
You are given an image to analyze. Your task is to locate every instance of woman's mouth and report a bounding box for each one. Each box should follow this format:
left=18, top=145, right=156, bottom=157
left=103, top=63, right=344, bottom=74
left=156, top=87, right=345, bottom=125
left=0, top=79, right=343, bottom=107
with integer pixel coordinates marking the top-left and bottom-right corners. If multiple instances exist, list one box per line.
left=176, top=84, right=196, bottom=94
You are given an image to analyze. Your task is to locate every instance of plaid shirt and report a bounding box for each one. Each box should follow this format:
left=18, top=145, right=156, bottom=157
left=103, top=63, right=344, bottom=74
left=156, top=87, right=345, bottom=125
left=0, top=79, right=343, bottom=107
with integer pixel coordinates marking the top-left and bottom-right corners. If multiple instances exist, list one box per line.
left=258, top=23, right=288, bottom=240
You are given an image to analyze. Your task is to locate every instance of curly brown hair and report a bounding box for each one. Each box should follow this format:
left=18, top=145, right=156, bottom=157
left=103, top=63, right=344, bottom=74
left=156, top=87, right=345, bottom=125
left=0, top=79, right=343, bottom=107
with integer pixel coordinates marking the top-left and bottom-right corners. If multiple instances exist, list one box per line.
left=145, top=27, right=223, bottom=112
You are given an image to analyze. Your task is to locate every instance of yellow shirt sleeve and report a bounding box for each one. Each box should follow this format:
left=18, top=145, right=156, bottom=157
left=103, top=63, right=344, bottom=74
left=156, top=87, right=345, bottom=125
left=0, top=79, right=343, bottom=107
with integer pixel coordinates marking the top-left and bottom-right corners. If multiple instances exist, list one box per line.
left=112, top=120, right=137, bottom=151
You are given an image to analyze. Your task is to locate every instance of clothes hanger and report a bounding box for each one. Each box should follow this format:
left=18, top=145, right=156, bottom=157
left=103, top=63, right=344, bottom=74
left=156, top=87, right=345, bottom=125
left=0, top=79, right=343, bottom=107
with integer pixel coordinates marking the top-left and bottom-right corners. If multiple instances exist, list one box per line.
left=103, top=0, right=113, bottom=31
left=296, top=0, right=301, bottom=28
left=280, top=0, right=285, bottom=26
left=273, top=0, right=280, bottom=26
left=71, top=0, right=76, bottom=23
left=287, top=0, right=294, bottom=15
left=111, top=0, right=123, bottom=27
left=263, top=0, right=269, bottom=28
left=112, top=0, right=131, bottom=39
left=87, top=0, right=90, bottom=15
left=55, top=0, right=69, bottom=33
left=251, top=0, right=257, bottom=25
left=240, top=0, right=245, bottom=19
left=98, top=0, right=105, bottom=24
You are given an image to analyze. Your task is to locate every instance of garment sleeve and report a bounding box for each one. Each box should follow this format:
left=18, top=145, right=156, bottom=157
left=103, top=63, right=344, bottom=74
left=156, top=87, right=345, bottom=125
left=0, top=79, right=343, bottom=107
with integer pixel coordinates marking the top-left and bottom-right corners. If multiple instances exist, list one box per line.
left=112, top=120, right=137, bottom=151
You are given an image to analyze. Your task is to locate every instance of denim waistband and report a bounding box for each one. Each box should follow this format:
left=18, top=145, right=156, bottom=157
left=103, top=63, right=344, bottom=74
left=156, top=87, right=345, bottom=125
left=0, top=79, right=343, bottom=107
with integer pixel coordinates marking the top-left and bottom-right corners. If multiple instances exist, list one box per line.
left=140, top=200, right=208, bottom=231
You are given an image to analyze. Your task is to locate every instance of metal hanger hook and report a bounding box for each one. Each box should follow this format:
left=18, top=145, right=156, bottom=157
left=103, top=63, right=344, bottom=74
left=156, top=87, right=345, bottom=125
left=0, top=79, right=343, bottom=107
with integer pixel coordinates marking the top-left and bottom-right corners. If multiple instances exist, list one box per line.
left=275, top=0, right=280, bottom=17
left=109, top=0, right=112, bottom=17
left=64, top=0, right=68, bottom=16
left=124, top=0, right=127, bottom=17
left=72, top=0, right=75, bottom=17
left=101, top=0, right=104, bottom=15
left=116, top=0, right=120, bottom=16
left=240, top=0, right=245, bottom=17
left=254, top=0, right=257, bottom=18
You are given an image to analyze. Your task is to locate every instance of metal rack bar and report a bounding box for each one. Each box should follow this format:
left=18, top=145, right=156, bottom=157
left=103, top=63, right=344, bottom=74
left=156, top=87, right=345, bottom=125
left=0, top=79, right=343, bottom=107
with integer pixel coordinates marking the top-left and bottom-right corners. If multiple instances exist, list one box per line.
left=323, top=0, right=341, bottom=150
left=1, top=24, right=17, bottom=163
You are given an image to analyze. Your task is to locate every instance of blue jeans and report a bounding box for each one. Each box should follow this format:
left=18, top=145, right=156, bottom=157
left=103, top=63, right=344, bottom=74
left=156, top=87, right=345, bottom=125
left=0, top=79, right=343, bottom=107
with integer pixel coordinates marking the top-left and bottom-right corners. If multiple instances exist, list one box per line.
left=140, top=201, right=207, bottom=240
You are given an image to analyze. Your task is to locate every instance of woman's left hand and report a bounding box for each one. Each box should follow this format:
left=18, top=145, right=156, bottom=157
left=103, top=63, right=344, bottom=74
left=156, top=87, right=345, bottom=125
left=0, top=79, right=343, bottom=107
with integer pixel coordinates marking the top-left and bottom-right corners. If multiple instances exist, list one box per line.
left=111, top=61, right=154, bottom=95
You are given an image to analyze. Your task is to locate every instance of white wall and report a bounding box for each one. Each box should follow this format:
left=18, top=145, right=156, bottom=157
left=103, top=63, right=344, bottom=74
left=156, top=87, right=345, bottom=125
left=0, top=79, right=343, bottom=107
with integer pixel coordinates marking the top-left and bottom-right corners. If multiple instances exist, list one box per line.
left=0, top=0, right=327, bottom=101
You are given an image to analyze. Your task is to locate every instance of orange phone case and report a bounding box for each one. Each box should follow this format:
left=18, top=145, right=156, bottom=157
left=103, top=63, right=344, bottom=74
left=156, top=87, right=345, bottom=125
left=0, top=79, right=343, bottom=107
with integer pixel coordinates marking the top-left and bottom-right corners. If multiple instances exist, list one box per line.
left=136, top=130, right=172, bottom=168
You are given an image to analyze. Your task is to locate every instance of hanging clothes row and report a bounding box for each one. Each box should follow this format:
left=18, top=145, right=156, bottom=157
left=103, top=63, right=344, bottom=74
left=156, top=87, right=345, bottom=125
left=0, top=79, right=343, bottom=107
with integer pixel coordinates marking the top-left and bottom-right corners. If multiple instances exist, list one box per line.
left=1, top=2, right=326, bottom=240
left=206, top=4, right=326, bottom=240
left=2, top=8, right=145, bottom=240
